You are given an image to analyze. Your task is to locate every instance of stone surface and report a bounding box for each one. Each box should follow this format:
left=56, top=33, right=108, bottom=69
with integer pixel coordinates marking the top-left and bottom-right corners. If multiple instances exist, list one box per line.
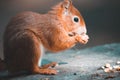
left=0, top=43, right=120, bottom=80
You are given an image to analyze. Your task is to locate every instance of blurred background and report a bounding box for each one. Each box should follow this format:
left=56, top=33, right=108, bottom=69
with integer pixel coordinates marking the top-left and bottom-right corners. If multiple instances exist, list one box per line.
left=0, top=0, right=120, bottom=59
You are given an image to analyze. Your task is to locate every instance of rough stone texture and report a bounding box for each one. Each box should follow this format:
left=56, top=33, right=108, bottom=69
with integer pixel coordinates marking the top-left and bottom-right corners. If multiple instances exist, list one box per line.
left=0, top=43, right=120, bottom=80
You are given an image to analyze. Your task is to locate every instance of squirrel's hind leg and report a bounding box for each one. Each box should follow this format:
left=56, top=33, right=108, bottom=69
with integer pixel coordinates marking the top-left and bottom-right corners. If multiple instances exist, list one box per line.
left=32, top=67, right=57, bottom=75
left=22, top=30, right=57, bottom=75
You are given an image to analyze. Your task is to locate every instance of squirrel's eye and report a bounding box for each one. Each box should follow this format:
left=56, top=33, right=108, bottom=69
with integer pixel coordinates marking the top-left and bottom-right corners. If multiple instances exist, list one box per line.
left=74, top=17, right=79, bottom=22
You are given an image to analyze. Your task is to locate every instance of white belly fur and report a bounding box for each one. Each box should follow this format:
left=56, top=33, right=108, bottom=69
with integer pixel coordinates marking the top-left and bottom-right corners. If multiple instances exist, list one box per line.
left=38, top=44, right=44, bottom=66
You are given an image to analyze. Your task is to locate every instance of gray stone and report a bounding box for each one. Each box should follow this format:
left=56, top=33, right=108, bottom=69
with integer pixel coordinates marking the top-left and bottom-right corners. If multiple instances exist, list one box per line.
left=0, top=43, right=120, bottom=80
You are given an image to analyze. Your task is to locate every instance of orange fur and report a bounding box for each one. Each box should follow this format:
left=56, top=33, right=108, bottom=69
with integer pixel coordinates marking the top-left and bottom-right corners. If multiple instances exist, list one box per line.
left=3, top=0, right=89, bottom=75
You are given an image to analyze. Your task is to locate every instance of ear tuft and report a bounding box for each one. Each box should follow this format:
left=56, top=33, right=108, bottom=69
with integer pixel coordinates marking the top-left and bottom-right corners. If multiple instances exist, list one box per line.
left=62, top=0, right=72, bottom=9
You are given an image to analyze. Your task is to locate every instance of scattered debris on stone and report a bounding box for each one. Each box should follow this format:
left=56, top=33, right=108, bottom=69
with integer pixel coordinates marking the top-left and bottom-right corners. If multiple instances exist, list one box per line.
left=40, top=78, right=50, bottom=80
left=104, top=68, right=112, bottom=73
left=73, top=73, right=77, bottom=75
left=104, top=75, right=115, bottom=79
left=44, top=78, right=49, bottom=80
left=113, top=65, right=119, bottom=69
left=58, top=62, right=68, bottom=65
left=91, top=73, right=104, bottom=78
left=116, top=61, right=120, bottom=65
left=98, top=61, right=120, bottom=73
left=105, top=63, right=111, bottom=68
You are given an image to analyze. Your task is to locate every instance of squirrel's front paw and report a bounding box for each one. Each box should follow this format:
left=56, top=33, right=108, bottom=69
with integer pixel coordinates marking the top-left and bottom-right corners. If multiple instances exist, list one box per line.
left=81, top=34, right=89, bottom=44
left=75, top=34, right=89, bottom=44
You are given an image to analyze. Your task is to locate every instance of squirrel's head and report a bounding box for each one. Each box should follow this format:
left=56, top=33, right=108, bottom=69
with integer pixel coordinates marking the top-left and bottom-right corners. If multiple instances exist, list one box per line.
left=52, top=0, right=87, bottom=35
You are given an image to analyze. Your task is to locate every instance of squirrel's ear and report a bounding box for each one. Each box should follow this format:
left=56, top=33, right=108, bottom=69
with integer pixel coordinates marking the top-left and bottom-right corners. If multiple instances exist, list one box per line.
left=61, top=0, right=72, bottom=14
left=62, top=0, right=72, bottom=9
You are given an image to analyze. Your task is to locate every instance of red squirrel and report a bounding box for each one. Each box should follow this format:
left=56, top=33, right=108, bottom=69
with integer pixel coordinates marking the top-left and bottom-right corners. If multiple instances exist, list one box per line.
left=3, top=0, right=89, bottom=75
